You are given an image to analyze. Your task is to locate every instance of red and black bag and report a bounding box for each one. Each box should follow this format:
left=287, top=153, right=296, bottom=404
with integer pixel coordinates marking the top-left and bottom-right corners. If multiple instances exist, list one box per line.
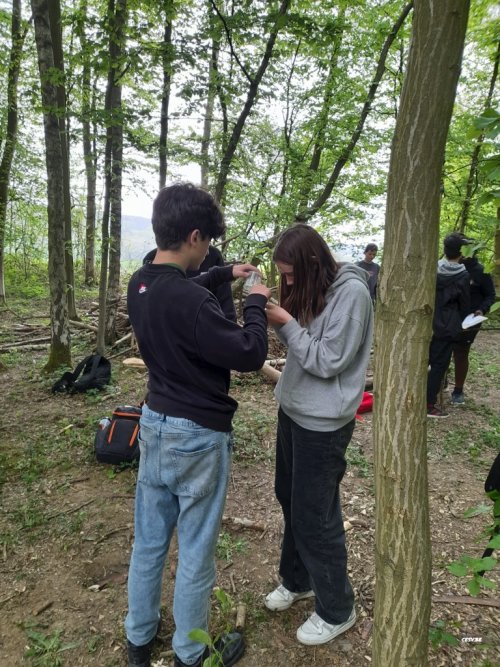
left=94, top=405, right=142, bottom=464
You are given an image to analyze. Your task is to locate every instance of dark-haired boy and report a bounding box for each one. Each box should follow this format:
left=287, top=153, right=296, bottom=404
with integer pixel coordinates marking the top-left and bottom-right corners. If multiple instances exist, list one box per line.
left=427, top=233, right=470, bottom=418
left=125, top=183, right=271, bottom=667
left=356, top=243, right=380, bottom=300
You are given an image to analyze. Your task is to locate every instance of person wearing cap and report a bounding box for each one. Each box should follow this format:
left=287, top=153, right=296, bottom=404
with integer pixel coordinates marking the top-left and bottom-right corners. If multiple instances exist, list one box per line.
left=356, top=243, right=380, bottom=301
left=450, top=251, right=496, bottom=405
left=427, top=233, right=470, bottom=418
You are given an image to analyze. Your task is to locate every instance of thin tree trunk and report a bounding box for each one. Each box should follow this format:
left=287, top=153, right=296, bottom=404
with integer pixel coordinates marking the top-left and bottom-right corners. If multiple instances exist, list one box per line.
left=373, top=2, right=470, bottom=666
left=296, top=2, right=414, bottom=222
left=48, top=0, right=77, bottom=319
left=76, top=0, right=97, bottom=286
left=297, top=8, right=345, bottom=210
left=214, top=0, right=291, bottom=205
left=31, top=0, right=72, bottom=371
left=0, top=0, right=27, bottom=305
left=456, top=39, right=499, bottom=233
left=159, top=0, right=173, bottom=190
left=97, top=0, right=127, bottom=351
left=201, top=0, right=220, bottom=189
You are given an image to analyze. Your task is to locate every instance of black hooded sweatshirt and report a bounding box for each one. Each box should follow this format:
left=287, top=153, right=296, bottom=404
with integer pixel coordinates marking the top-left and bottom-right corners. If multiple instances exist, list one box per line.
left=127, top=263, right=268, bottom=432
left=432, top=260, right=470, bottom=340
left=461, top=256, right=496, bottom=314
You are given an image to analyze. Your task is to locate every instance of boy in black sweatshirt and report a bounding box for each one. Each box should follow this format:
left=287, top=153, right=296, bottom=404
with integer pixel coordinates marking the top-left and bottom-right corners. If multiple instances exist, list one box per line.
left=125, top=183, right=270, bottom=667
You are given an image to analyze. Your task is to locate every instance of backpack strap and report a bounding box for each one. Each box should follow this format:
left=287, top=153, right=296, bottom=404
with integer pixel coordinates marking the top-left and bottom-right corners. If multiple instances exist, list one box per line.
left=72, top=354, right=101, bottom=384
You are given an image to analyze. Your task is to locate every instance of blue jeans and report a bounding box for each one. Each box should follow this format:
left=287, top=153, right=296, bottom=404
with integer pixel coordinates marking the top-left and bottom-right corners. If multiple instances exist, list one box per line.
left=275, top=408, right=355, bottom=624
left=125, top=404, right=232, bottom=664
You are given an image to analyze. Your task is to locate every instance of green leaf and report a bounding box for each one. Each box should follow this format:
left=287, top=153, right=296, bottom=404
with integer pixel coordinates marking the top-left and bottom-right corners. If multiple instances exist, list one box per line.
left=447, top=562, right=468, bottom=577
left=467, top=578, right=481, bottom=596
left=463, top=504, right=491, bottom=518
left=472, top=557, right=497, bottom=573
left=489, top=302, right=500, bottom=314
left=476, top=575, right=497, bottom=590
left=188, top=629, right=212, bottom=647
left=487, top=534, right=500, bottom=548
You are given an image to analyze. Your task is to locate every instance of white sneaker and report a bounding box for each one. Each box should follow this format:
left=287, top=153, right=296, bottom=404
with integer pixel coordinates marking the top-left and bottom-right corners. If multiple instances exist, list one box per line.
left=264, top=584, right=314, bottom=611
left=297, top=608, right=356, bottom=645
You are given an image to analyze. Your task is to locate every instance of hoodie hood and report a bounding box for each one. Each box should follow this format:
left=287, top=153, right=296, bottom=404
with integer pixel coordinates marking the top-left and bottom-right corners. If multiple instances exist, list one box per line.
left=437, top=258, right=466, bottom=276
left=328, top=262, right=370, bottom=294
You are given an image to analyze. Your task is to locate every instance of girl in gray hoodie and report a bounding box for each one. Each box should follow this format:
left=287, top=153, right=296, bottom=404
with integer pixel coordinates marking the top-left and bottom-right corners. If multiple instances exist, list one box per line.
left=264, top=224, right=373, bottom=646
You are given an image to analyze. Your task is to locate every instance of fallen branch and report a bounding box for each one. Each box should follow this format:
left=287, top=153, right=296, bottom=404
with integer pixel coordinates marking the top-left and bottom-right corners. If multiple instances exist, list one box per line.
left=259, top=363, right=281, bottom=383
left=44, top=498, right=95, bottom=522
left=222, top=516, right=266, bottom=531
left=433, top=595, right=500, bottom=609
left=111, top=332, right=132, bottom=348
left=70, top=320, right=98, bottom=333
left=236, top=603, right=246, bottom=629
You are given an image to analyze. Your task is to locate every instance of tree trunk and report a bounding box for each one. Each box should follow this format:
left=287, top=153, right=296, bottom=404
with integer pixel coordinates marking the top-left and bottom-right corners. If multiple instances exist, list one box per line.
left=456, top=39, right=499, bottom=233
left=214, top=0, right=291, bottom=205
left=201, top=0, right=220, bottom=189
left=159, top=0, right=173, bottom=190
left=31, top=0, right=72, bottom=371
left=97, top=0, right=127, bottom=351
left=0, top=0, right=27, bottom=305
left=373, top=2, right=470, bottom=666
left=76, top=0, right=97, bottom=287
left=296, top=2, right=414, bottom=222
left=48, top=0, right=77, bottom=319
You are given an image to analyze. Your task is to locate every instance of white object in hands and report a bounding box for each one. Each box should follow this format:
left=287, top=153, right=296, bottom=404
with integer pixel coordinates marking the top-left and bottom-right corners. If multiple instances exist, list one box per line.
left=243, top=270, right=261, bottom=294
left=462, top=313, right=487, bottom=329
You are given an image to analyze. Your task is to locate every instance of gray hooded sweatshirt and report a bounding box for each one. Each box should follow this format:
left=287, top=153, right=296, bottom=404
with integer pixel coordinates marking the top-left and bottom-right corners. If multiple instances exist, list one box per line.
left=274, top=264, right=374, bottom=431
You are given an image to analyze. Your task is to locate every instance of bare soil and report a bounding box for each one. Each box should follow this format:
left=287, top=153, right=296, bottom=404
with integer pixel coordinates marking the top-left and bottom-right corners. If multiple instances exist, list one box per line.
left=0, top=304, right=499, bottom=667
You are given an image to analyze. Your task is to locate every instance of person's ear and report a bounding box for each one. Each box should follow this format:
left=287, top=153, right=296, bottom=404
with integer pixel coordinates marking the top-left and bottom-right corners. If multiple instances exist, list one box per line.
left=189, top=229, right=200, bottom=245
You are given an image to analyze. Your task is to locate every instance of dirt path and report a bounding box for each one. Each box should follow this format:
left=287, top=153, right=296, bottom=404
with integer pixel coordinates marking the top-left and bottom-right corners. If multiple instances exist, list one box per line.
left=0, top=316, right=498, bottom=667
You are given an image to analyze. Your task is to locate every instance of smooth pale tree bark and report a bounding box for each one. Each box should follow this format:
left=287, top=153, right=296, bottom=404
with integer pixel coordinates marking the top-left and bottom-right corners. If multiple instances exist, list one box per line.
left=31, top=0, right=72, bottom=370
left=296, top=1, right=414, bottom=222
left=456, top=39, right=499, bottom=233
left=48, top=0, right=77, bottom=319
left=373, top=2, right=470, bottom=666
left=0, top=0, right=27, bottom=305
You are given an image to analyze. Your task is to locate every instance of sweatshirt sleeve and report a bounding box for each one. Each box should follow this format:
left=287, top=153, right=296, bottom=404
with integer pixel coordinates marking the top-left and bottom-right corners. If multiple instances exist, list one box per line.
left=191, top=265, right=234, bottom=292
left=194, top=293, right=268, bottom=372
left=459, top=274, right=471, bottom=320
left=278, top=286, right=371, bottom=378
left=479, top=273, right=496, bottom=314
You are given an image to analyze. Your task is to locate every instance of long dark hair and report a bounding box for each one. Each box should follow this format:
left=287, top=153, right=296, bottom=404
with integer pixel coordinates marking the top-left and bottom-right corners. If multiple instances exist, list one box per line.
left=273, top=224, right=338, bottom=325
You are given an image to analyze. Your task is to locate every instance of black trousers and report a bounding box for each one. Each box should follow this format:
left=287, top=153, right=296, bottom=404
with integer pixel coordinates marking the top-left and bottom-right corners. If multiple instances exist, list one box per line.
left=275, top=408, right=355, bottom=624
left=427, top=337, right=453, bottom=405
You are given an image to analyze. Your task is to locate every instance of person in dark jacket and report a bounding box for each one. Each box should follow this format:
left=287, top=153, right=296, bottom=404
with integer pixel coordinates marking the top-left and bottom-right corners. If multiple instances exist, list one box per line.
left=143, top=245, right=237, bottom=322
left=126, top=183, right=271, bottom=667
left=450, top=254, right=496, bottom=405
left=427, top=233, right=470, bottom=418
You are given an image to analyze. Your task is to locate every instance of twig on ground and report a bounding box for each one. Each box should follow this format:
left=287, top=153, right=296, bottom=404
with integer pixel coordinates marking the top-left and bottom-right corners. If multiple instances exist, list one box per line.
left=433, top=595, right=500, bottom=609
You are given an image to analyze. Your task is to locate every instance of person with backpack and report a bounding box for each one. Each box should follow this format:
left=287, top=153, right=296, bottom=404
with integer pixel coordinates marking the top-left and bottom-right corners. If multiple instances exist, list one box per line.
left=263, top=224, right=373, bottom=646
left=426, top=233, right=470, bottom=418
left=125, top=183, right=271, bottom=667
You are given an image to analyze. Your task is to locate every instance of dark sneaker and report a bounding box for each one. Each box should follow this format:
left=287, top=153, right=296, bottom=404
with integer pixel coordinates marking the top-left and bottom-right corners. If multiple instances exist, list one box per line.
left=127, top=638, right=154, bottom=667
left=427, top=404, right=449, bottom=418
left=174, top=632, right=245, bottom=667
left=451, top=391, right=465, bottom=406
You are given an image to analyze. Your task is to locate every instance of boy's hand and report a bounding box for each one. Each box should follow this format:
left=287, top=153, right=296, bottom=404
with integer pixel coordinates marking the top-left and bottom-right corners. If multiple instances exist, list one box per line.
left=266, top=301, right=293, bottom=325
left=249, top=284, right=272, bottom=300
left=232, top=263, right=261, bottom=280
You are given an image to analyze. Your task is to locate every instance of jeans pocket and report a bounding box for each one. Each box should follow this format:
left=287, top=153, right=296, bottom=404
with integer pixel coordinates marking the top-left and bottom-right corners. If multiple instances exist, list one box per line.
left=169, top=440, right=222, bottom=498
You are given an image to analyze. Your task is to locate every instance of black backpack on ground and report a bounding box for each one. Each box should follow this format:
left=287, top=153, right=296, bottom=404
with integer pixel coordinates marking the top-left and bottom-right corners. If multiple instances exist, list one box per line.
left=52, top=354, right=111, bottom=393
left=94, top=405, right=141, bottom=464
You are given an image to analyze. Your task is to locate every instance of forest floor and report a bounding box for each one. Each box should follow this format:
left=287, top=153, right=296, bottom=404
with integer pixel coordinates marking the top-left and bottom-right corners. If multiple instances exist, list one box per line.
left=0, top=297, right=499, bottom=667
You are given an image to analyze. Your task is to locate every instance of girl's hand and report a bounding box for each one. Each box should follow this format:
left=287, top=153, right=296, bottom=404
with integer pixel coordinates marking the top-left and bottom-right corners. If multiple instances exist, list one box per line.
left=266, top=301, right=293, bottom=325
left=232, top=263, right=261, bottom=280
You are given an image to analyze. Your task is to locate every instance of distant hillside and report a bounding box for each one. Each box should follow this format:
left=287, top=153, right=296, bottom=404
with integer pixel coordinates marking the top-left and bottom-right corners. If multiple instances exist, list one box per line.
left=122, top=215, right=155, bottom=261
